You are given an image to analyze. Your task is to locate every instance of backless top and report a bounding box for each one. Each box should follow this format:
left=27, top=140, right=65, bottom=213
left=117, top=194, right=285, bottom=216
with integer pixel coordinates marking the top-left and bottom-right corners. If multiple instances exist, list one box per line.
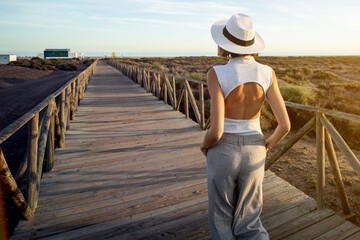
left=213, top=56, right=272, bottom=135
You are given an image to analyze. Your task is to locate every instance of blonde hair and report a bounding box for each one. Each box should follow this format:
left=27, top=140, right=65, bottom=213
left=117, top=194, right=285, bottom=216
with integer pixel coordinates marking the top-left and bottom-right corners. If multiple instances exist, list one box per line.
left=217, top=46, right=258, bottom=58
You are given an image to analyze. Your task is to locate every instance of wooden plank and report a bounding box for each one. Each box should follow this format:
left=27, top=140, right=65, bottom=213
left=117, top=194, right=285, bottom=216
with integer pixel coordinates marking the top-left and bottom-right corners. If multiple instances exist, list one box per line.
left=345, top=231, right=360, bottom=239
left=263, top=198, right=317, bottom=230
left=261, top=194, right=313, bottom=220
left=24, top=196, right=208, bottom=240
left=314, top=221, right=360, bottom=240
left=269, top=209, right=334, bottom=240
left=14, top=181, right=208, bottom=238
left=283, top=214, right=346, bottom=240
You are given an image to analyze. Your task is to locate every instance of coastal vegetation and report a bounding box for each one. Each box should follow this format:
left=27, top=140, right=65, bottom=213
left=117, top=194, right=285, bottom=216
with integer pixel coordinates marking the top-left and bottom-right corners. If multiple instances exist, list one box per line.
left=8, top=57, right=95, bottom=71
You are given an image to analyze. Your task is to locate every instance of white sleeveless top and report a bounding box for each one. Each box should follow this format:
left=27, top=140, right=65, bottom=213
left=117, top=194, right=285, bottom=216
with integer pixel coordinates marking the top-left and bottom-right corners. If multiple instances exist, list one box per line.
left=213, top=56, right=273, bottom=135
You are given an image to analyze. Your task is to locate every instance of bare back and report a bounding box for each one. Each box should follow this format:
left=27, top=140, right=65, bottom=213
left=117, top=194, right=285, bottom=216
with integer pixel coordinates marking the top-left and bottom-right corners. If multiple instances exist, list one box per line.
left=225, top=83, right=264, bottom=120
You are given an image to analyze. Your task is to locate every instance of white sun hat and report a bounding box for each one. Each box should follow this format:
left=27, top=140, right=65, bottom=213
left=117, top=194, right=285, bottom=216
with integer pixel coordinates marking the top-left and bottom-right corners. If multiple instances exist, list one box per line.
left=211, top=13, right=265, bottom=54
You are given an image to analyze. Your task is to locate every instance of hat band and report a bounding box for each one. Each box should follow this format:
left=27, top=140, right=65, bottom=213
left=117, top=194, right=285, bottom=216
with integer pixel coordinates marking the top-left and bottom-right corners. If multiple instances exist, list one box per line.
left=223, top=26, right=255, bottom=47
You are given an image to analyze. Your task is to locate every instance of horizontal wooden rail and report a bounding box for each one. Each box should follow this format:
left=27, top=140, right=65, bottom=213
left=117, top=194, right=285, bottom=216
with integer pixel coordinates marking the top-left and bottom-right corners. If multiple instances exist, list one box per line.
left=108, top=59, right=360, bottom=219
left=0, top=60, right=97, bottom=220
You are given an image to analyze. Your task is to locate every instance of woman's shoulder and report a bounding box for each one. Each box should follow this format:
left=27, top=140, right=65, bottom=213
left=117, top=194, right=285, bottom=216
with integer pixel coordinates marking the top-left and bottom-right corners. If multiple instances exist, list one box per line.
left=212, top=63, right=229, bottom=75
left=254, top=60, right=273, bottom=72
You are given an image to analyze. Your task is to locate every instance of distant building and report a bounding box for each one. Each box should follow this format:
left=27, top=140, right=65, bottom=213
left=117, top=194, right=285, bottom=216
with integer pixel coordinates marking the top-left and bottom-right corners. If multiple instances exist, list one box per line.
left=0, top=54, right=17, bottom=64
left=70, top=52, right=85, bottom=58
left=44, top=49, right=70, bottom=59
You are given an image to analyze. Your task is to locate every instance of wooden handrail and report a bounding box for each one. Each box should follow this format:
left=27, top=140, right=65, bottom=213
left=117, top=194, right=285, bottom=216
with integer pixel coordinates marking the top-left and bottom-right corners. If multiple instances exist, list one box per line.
left=0, top=60, right=97, bottom=219
left=108, top=60, right=360, bottom=218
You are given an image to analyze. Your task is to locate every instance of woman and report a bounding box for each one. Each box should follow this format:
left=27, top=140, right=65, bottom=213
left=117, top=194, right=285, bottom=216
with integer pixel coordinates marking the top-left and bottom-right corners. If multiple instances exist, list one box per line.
left=200, top=13, right=291, bottom=239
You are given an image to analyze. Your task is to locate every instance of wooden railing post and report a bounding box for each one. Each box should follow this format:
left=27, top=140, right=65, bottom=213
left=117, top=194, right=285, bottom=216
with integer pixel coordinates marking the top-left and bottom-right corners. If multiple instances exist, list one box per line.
left=163, top=75, right=174, bottom=107
left=65, top=86, right=71, bottom=130
left=59, top=90, right=66, bottom=148
left=199, top=84, right=205, bottom=129
left=27, top=113, right=39, bottom=210
left=316, top=112, right=325, bottom=210
left=164, top=80, right=168, bottom=104
left=35, top=101, right=54, bottom=206
left=172, top=77, right=177, bottom=110
left=325, top=130, right=351, bottom=214
left=0, top=148, right=34, bottom=220
left=183, top=80, right=201, bottom=125
left=184, top=83, right=189, bottom=118
left=176, top=87, right=184, bottom=112
left=45, top=112, right=55, bottom=172
left=157, top=73, right=161, bottom=100
left=74, top=78, right=79, bottom=110
left=70, top=81, right=75, bottom=120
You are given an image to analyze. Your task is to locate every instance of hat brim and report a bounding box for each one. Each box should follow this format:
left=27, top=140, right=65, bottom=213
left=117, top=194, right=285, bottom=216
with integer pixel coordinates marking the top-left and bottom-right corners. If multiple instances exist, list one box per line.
left=211, top=19, right=265, bottom=54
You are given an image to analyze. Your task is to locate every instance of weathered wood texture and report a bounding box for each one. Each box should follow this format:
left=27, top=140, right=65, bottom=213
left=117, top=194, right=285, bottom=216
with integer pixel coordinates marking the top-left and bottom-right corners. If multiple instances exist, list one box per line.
left=11, top=61, right=360, bottom=239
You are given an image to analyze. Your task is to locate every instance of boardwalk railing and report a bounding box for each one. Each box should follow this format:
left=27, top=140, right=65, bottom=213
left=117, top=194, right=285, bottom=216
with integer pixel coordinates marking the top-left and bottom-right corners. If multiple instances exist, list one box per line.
left=107, top=60, right=208, bottom=130
left=108, top=60, right=360, bottom=220
left=0, top=60, right=97, bottom=220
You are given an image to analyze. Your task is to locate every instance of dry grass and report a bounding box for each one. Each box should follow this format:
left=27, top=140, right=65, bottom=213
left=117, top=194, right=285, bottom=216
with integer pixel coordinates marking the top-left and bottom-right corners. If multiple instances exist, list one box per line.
left=312, top=70, right=339, bottom=80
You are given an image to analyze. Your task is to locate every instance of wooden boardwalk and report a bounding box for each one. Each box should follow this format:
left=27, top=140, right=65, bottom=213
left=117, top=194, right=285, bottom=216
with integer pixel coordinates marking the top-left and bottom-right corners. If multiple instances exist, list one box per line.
left=12, top=61, right=360, bottom=239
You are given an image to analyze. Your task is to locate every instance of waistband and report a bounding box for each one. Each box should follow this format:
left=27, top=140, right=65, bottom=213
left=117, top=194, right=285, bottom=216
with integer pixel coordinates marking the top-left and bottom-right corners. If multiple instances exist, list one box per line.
left=220, top=132, right=265, bottom=145
left=224, top=117, right=262, bottom=135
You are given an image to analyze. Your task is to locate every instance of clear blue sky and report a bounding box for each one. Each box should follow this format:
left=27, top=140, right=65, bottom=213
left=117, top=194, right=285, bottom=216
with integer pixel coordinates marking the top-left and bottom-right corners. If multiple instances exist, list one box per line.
left=0, top=0, right=359, bottom=55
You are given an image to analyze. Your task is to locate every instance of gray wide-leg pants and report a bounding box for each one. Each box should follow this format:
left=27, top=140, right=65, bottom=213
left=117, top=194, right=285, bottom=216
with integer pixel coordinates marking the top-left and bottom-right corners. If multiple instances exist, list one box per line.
left=206, top=133, right=269, bottom=240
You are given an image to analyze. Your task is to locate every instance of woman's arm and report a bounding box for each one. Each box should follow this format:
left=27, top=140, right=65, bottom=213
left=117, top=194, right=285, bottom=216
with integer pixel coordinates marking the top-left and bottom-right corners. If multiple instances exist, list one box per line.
left=200, top=68, right=225, bottom=156
left=265, top=69, right=291, bottom=151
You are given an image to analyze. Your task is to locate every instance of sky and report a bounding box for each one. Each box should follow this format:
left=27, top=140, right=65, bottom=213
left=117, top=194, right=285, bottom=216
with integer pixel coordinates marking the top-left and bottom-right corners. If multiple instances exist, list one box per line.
left=0, top=0, right=360, bottom=56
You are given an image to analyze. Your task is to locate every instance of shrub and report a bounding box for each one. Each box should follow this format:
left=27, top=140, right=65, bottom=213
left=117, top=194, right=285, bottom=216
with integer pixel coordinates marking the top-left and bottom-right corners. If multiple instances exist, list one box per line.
left=281, top=75, right=297, bottom=84
left=56, top=62, right=77, bottom=71
left=305, top=174, right=317, bottom=189
left=302, top=67, right=313, bottom=75
left=260, top=102, right=277, bottom=130
left=330, top=66, right=344, bottom=70
left=83, top=59, right=95, bottom=65
left=311, top=70, right=339, bottom=80
left=280, top=85, right=316, bottom=105
left=187, top=72, right=207, bottom=82
left=278, top=68, right=309, bottom=85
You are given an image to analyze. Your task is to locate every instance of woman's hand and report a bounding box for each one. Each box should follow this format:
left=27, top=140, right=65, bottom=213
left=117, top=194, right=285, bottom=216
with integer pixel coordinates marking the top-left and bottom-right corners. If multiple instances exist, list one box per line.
left=265, top=139, right=271, bottom=152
